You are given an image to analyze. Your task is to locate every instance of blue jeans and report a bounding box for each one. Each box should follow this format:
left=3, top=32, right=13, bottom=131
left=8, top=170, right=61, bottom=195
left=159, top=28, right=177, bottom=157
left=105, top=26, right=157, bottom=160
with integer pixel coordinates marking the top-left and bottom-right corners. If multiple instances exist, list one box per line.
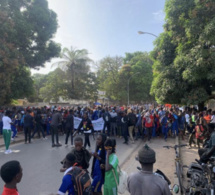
left=11, top=125, right=17, bottom=138
left=172, top=121, right=178, bottom=136
left=162, top=126, right=168, bottom=140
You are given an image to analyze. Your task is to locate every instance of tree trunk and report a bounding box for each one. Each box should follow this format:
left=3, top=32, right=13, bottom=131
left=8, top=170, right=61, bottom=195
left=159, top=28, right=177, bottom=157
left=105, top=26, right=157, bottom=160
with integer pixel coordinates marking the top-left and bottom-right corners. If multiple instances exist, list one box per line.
left=198, top=102, right=205, bottom=111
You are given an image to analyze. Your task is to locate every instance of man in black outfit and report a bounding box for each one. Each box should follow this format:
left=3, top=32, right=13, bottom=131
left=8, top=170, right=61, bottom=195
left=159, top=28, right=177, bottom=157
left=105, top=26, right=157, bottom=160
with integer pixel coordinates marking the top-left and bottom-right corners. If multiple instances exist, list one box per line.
left=77, top=113, right=94, bottom=149
left=65, top=109, right=74, bottom=147
left=23, top=110, right=33, bottom=144
left=102, top=107, right=111, bottom=137
left=51, top=110, right=62, bottom=147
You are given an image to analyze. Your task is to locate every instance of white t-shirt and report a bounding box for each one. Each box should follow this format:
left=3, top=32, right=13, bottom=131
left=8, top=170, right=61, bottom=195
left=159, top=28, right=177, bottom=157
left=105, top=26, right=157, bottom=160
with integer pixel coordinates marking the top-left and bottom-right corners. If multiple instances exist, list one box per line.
left=2, top=116, right=12, bottom=130
left=185, top=114, right=190, bottom=123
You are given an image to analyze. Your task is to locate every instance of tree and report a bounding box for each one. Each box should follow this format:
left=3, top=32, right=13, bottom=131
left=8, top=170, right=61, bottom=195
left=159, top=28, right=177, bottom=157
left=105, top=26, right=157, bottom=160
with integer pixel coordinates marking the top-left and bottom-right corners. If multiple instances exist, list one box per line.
left=53, top=47, right=92, bottom=98
left=32, top=73, right=47, bottom=102
left=39, top=68, right=67, bottom=103
left=151, top=0, right=215, bottom=109
left=97, top=56, right=123, bottom=100
left=119, top=52, right=153, bottom=103
left=97, top=53, right=153, bottom=104
left=0, top=0, right=60, bottom=104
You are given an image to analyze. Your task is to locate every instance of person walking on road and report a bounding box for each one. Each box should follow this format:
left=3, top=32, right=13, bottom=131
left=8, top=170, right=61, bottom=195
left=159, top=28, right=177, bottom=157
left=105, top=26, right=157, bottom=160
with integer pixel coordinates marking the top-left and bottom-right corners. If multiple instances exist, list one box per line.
left=127, top=144, right=171, bottom=195
left=121, top=112, right=129, bottom=144
left=102, top=108, right=111, bottom=137
left=50, top=110, right=62, bottom=147
left=23, top=110, right=33, bottom=144
left=65, top=109, right=74, bottom=147
left=2, top=110, right=13, bottom=154
left=77, top=113, right=94, bottom=149
left=127, top=109, right=136, bottom=143
left=31, top=109, right=47, bottom=140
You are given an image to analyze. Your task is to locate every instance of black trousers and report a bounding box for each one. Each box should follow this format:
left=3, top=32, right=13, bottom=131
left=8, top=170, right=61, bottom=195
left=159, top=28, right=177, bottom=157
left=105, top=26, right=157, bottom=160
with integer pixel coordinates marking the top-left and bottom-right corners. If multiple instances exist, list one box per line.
left=122, top=123, right=128, bottom=143
left=51, top=125, right=59, bottom=145
left=84, top=133, right=91, bottom=148
left=65, top=127, right=73, bottom=145
left=24, top=126, right=31, bottom=143
left=145, top=127, right=152, bottom=141
left=31, top=123, right=45, bottom=138
left=103, top=122, right=111, bottom=136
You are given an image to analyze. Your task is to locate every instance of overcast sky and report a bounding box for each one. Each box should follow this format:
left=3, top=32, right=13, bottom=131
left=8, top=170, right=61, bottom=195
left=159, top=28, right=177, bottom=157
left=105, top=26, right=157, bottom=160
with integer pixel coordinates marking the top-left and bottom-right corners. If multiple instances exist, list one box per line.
left=31, top=0, right=166, bottom=75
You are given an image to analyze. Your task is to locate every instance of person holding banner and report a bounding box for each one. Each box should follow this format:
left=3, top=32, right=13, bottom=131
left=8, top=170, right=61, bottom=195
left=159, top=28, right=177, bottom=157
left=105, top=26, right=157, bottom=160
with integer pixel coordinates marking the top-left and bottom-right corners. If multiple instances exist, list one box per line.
left=77, top=113, right=94, bottom=150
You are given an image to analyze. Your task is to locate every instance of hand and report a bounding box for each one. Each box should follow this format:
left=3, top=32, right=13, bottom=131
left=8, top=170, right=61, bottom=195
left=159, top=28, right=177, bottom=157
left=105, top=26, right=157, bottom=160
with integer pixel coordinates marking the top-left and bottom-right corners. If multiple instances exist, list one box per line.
left=100, top=164, right=105, bottom=169
left=60, top=168, right=66, bottom=172
left=92, top=152, right=98, bottom=157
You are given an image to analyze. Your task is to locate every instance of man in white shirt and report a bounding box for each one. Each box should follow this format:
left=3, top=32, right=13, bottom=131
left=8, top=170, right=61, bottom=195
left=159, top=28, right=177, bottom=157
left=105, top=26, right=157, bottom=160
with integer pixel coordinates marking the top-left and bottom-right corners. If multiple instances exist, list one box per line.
left=2, top=110, right=12, bottom=154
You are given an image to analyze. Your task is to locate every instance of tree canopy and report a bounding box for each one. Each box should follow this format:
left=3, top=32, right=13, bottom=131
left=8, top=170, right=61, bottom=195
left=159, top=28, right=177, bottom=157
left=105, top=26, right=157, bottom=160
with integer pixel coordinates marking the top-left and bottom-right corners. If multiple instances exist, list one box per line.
left=0, top=0, right=60, bottom=104
left=97, top=52, right=153, bottom=104
left=151, top=0, right=215, bottom=108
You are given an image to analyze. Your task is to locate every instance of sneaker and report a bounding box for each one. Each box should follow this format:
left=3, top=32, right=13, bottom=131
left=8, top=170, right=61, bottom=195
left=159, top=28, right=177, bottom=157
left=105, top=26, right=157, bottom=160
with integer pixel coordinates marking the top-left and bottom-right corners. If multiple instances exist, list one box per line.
left=8, top=149, right=12, bottom=153
left=43, top=137, right=48, bottom=140
left=56, top=143, right=62, bottom=147
left=11, top=138, right=14, bottom=142
left=4, top=150, right=9, bottom=154
left=71, top=145, right=75, bottom=148
left=65, top=144, right=68, bottom=147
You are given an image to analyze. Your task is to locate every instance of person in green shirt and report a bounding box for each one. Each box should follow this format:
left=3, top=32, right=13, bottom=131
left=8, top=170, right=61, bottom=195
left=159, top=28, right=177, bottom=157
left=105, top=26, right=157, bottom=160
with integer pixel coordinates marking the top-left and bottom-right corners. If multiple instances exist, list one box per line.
left=104, top=138, right=119, bottom=195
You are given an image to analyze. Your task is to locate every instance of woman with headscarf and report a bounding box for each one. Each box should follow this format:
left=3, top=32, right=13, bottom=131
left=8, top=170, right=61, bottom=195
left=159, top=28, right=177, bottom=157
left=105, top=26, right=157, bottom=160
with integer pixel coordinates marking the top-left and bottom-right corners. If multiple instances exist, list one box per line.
left=91, top=133, right=107, bottom=195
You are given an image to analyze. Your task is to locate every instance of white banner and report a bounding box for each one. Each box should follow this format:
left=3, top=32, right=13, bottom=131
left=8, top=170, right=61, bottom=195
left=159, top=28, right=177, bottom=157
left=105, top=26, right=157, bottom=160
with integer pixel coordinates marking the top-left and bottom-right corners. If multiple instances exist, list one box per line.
left=74, top=117, right=104, bottom=131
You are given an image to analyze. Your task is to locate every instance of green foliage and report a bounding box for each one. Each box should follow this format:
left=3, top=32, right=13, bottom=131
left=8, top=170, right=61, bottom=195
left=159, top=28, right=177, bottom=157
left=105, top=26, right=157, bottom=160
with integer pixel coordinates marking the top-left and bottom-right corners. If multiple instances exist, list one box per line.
left=53, top=47, right=93, bottom=99
left=0, top=0, right=60, bottom=104
left=151, top=0, right=215, bottom=107
left=97, top=53, right=153, bottom=103
left=39, top=68, right=67, bottom=103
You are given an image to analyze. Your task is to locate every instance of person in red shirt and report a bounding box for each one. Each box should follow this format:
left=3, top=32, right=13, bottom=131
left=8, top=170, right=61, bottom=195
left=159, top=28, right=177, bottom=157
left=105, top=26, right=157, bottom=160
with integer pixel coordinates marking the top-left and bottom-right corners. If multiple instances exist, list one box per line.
left=142, top=112, right=154, bottom=142
left=0, top=160, right=23, bottom=195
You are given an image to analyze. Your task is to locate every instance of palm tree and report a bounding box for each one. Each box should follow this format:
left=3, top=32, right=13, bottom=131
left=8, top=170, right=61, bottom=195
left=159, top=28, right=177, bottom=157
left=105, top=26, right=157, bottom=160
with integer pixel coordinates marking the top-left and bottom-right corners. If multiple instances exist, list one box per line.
left=53, top=47, right=92, bottom=91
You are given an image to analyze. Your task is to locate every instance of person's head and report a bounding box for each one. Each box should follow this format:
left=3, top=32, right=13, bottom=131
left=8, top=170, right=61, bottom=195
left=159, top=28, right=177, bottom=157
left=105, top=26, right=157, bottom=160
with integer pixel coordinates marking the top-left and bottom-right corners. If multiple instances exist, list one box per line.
left=0, top=161, right=23, bottom=185
left=69, top=109, right=73, bottom=114
left=96, top=133, right=107, bottom=147
left=5, top=110, right=10, bottom=117
left=74, top=137, right=83, bottom=151
left=62, top=153, right=76, bottom=169
left=83, top=113, right=88, bottom=119
left=104, top=138, right=116, bottom=153
left=137, top=144, right=156, bottom=169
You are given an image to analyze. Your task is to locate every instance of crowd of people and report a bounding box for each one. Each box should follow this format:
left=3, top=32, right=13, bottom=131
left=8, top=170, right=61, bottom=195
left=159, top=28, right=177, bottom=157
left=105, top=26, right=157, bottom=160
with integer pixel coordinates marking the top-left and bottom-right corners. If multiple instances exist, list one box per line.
left=0, top=104, right=215, bottom=153
left=0, top=104, right=215, bottom=194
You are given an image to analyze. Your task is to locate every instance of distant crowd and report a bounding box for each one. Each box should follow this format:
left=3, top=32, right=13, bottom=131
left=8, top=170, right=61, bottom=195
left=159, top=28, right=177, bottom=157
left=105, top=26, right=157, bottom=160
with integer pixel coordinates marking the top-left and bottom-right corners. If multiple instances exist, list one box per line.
left=0, top=104, right=215, bottom=152
left=0, top=104, right=215, bottom=195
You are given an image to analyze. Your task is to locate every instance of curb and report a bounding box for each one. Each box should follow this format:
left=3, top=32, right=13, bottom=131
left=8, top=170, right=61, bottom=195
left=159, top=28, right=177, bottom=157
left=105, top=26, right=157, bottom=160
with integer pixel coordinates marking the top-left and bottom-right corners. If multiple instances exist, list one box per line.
left=0, top=132, right=25, bottom=148
left=173, top=136, right=180, bottom=195
left=120, top=140, right=143, bottom=168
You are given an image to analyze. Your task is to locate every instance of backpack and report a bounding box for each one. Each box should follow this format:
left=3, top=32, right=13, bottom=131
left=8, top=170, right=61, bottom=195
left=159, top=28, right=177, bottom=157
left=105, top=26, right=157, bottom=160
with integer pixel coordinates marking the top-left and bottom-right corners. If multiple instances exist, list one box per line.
left=67, top=167, right=91, bottom=195
left=112, top=166, right=128, bottom=194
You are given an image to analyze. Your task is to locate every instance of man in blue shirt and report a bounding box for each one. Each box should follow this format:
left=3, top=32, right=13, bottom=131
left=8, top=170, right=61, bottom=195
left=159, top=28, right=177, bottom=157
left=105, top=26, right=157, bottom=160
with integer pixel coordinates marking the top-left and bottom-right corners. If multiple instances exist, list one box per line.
left=57, top=153, right=76, bottom=195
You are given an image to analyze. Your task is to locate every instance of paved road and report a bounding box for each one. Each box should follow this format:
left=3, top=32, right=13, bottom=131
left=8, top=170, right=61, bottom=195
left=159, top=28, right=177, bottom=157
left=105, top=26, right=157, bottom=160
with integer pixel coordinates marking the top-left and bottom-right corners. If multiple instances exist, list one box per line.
left=0, top=133, right=189, bottom=195
left=121, top=138, right=176, bottom=195
left=0, top=134, right=141, bottom=195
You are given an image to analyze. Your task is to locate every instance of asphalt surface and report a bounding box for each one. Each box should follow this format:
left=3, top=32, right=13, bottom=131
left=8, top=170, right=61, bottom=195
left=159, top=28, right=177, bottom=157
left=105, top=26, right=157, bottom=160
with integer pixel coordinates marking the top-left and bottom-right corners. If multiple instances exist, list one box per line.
left=0, top=134, right=141, bottom=195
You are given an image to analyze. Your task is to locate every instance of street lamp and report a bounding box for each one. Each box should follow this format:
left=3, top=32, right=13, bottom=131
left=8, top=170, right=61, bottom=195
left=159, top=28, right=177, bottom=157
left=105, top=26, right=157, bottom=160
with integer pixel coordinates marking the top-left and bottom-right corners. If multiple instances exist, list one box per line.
left=138, top=31, right=158, bottom=38
left=127, top=72, right=140, bottom=106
